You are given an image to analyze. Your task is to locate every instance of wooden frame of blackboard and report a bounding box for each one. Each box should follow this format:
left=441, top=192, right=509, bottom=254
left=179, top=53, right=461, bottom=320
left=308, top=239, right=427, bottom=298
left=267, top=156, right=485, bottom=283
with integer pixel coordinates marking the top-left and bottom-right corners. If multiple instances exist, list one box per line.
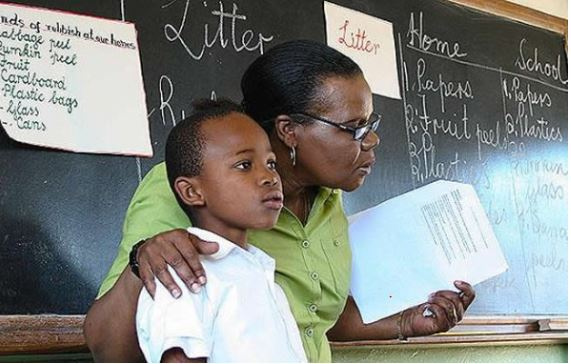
left=0, top=315, right=568, bottom=355
left=451, top=0, right=568, bottom=36
left=0, top=0, right=567, bottom=358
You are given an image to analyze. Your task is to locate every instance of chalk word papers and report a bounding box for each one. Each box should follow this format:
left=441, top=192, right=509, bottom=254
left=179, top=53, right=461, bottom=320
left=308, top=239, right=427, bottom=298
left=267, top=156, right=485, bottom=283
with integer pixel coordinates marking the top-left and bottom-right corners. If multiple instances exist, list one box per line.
left=324, top=1, right=400, bottom=99
left=0, top=3, right=151, bottom=156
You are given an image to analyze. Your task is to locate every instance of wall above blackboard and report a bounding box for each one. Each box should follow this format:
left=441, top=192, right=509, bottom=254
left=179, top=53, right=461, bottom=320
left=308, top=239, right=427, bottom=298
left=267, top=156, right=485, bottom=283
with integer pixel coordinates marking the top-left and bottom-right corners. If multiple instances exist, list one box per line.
left=0, top=0, right=566, bottom=318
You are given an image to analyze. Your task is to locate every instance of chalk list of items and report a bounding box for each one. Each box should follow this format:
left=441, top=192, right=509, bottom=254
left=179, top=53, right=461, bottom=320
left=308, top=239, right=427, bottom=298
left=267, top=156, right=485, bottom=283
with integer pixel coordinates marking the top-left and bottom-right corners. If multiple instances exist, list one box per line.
left=0, top=3, right=151, bottom=156
left=399, top=11, right=567, bottom=313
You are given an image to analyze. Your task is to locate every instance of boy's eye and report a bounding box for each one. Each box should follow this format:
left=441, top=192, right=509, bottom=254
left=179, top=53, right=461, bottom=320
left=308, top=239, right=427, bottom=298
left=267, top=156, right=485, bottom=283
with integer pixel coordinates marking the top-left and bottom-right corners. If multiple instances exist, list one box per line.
left=235, top=161, right=252, bottom=170
left=267, top=160, right=277, bottom=170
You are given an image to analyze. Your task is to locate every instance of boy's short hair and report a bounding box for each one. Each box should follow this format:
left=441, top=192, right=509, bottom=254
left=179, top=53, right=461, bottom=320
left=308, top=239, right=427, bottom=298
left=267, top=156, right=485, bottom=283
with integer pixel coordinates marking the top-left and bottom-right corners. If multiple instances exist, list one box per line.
left=165, top=98, right=243, bottom=215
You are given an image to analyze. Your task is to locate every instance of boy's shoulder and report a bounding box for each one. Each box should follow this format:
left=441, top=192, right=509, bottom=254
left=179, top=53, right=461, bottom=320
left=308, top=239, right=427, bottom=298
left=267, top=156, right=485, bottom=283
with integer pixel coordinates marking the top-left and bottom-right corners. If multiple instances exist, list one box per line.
left=201, top=243, right=275, bottom=282
left=189, top=227, right=274, bottom=280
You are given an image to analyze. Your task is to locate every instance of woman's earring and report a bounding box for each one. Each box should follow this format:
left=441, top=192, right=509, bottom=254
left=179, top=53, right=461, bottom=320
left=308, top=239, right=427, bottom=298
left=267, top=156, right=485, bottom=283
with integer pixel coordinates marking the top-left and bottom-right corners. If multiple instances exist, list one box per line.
left=290, top=146, right=296, bottom=167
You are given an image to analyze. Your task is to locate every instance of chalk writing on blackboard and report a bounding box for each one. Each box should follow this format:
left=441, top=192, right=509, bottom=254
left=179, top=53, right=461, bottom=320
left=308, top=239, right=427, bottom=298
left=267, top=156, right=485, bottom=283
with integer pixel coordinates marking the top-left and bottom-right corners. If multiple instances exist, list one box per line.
left=515, top=38, right=567, bottom=86
left=415, top=58, right=474, bottom=113
left=407, top=12, right=467, bottom=60
left=158, top=74, right=175, bottom=127
left=396, top=8, right=567, bottom=315
left=163, top=0, right=274, bottom=61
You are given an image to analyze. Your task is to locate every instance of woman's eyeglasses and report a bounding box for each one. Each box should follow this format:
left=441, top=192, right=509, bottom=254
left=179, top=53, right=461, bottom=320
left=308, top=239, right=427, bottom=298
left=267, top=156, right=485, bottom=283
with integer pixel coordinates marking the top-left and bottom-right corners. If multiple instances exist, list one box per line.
left=291, top=112, right=381, bottom=142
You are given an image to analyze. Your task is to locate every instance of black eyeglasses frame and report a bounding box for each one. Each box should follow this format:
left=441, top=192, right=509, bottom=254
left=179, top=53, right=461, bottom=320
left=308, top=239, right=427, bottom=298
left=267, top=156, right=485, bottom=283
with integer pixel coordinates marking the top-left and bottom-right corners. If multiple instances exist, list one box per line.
left=290, top=112, right=381, bottom=142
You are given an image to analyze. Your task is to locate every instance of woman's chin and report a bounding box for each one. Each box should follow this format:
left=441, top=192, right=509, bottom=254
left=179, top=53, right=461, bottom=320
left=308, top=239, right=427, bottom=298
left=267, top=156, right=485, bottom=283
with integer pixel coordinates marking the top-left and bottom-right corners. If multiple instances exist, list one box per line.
left=340, top=175, right=367, bottom=192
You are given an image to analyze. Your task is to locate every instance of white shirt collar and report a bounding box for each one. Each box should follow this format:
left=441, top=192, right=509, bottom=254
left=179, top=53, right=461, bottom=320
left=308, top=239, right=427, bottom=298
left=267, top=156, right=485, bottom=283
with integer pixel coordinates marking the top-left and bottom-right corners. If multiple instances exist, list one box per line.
left=187, top=227, right=237, bottom=260
left=187, top=227, right=275, bottom=271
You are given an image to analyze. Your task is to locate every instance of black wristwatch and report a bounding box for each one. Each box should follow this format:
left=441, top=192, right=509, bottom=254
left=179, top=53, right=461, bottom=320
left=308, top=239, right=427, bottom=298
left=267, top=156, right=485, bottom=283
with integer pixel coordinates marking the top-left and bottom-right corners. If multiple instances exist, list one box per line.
left=129, top=239, right=147, bottom=279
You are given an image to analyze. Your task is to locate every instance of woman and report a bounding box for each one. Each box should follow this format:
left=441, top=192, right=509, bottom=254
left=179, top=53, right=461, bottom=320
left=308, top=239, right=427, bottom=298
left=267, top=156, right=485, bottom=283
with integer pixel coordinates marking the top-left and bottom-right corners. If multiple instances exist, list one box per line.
left=84, top=40, right=475, bottom=362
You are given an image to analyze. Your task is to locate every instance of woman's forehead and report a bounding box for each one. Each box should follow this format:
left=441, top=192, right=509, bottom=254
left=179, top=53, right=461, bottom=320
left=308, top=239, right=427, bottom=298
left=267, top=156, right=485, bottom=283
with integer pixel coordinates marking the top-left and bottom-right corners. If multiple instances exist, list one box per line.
left=314, top=75, right=373, bottom=120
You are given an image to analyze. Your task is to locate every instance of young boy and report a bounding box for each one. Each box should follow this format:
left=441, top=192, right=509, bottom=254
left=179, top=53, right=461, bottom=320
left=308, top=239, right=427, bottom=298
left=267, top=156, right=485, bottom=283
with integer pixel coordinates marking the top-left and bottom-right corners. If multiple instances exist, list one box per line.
left=135, top=99, right=307, bottom=363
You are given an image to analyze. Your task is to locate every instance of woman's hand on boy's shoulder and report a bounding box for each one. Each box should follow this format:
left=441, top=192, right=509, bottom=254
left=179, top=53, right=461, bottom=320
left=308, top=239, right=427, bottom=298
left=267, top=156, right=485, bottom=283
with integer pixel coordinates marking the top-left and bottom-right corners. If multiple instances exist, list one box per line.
left=136, top=228, right=219, bottom=298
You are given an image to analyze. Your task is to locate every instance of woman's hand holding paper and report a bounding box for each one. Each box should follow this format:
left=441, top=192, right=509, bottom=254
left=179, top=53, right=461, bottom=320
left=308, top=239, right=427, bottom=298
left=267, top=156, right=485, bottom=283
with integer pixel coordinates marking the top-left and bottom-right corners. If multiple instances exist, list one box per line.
left=401, top=280, right=475, bottom=338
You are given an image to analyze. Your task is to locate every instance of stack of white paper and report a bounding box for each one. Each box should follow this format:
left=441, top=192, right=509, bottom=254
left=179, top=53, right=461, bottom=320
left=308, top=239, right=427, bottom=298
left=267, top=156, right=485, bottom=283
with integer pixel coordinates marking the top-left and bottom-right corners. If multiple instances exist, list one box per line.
left=349, top=180, right=508, bottom=323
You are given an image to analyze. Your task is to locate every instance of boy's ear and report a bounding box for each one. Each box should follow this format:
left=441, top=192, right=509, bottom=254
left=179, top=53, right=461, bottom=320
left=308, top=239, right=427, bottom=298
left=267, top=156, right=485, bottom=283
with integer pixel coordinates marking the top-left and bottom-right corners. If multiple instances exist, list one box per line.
left=274, top=115, right=298, bottom=148
left=174, top=176, right=205, bottom=207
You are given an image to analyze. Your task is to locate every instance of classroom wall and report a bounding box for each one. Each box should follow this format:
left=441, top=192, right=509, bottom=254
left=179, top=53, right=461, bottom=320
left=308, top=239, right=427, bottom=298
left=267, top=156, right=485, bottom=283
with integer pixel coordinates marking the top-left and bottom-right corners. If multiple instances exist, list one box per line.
left=507, top=0, right=568, bottom=19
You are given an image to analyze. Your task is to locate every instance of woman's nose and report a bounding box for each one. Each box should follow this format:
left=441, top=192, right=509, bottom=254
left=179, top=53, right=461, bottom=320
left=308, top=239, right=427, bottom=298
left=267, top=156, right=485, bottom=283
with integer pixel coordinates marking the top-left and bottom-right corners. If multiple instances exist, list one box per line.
left=361, top=130, right=380, bottom=151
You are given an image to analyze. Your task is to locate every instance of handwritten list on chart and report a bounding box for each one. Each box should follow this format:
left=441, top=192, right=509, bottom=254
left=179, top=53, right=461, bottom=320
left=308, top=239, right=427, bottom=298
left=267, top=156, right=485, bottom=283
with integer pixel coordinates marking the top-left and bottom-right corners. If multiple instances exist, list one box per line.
left=0, top=3, right=151, bottom=156
left=398, top=12, right=567, bottom=313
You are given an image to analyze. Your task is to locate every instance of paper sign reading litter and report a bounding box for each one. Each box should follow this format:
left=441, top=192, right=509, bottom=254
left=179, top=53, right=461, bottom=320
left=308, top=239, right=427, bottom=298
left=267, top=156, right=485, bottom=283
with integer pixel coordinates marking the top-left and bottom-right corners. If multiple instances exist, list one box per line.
left=324, top=1, right=401, bottom=99
left=0, top=3, right=152, bottom=156
left=349, top=180, right=508, bottom=323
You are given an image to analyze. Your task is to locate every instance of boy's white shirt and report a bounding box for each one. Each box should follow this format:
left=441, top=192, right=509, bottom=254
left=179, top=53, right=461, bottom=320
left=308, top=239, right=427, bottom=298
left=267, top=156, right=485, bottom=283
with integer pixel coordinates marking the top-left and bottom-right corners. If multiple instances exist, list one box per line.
left=136, top=227, right=307, bottom=363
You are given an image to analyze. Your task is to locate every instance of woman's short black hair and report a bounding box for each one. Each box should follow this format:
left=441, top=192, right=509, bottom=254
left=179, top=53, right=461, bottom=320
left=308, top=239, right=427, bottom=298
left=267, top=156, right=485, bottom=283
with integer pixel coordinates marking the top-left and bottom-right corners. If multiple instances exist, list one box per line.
left=241, top=39, right=363, bottom=133
left=165, top=98, right=243, bottom=190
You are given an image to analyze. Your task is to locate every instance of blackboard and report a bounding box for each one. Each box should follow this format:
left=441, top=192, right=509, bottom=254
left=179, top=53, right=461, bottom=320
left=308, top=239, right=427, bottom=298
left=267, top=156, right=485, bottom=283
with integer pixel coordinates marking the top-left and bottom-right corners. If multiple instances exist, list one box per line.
left=0, top=0, right=567, bottom=317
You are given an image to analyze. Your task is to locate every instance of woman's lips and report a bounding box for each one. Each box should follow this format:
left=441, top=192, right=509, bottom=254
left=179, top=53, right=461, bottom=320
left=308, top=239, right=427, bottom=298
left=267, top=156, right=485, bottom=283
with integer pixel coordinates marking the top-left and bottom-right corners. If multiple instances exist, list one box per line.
left=358, top=165, right=372, bottom=175
left=358, top=158, right=376, bottom=175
